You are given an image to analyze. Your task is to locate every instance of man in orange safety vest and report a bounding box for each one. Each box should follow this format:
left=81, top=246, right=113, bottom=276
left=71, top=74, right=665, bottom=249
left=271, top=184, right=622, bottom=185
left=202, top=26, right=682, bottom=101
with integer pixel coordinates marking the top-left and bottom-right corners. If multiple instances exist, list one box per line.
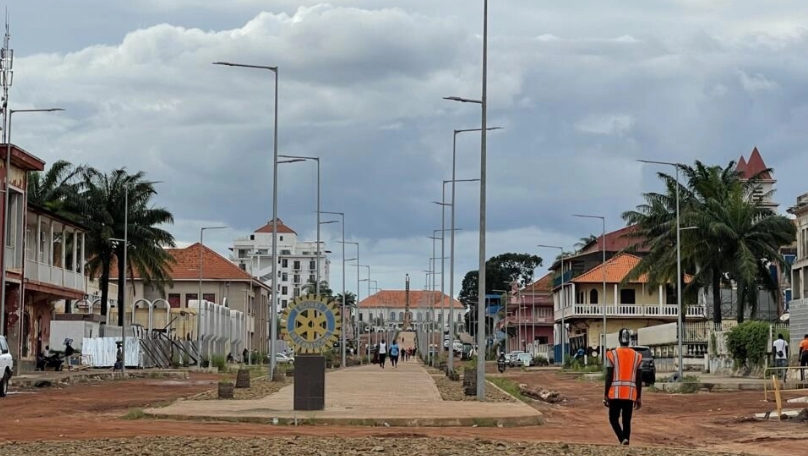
left=604, top=328, right=643, bottom=446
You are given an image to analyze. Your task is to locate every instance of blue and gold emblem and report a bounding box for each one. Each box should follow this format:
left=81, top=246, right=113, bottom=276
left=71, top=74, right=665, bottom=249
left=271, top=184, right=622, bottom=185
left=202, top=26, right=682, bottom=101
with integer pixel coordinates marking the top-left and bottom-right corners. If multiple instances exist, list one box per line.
left=281, top=294, right=341, bottom=354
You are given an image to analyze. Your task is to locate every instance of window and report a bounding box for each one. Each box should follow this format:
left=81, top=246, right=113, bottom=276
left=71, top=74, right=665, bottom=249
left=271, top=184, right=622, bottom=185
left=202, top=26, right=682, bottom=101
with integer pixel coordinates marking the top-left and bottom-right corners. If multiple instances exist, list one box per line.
left=281, top=259, right=289, bottom=268
left=294, top=275, right=300, bottom=284
left=309, top=260, right=316, bottom=270
left=577, top=292, right=584, bottom=304
left=620, top=289, right=636, bottom=304
left=309, top=274, right=315, bottom=283
left=589, top=289, right=598, bottom=304
left=302, top=251, right=310, bottom=255
left=294, top=288, right=301, bottom=297
left=281, top=249, right=291, bottom=255
left=293, top=260, right=301, bottom=270
left=389, top=311, right=396, bottom=321
left=282, top=286, right=288, bottom=295
left=5, top=191, right=21, bottom=248
left=282, top=273, right=288, bottom=281
left=239, top=263, right=246, bottom=271
left=168, top=293, right=181, bottom=308
left=203, top=293, right=216, bottom=303
left=280, top=236, right=284, bottom=241
left=237, top=249, right=250, bottom=258
left=281, top=300, right=288, bottom=309
left=359, top=313, right=364, bottom=322
left=185, top=293, right=198, bottom=305
left=398, top=312, right=404, bottom=321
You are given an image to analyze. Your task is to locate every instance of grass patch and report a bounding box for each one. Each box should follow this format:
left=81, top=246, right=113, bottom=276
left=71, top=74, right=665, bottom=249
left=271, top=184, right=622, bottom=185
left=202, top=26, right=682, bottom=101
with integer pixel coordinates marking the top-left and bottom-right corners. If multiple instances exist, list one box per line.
left=677, top=375, right=701, bottom=394
left=471, top=417, right=498, bottom=427
left=121, top=408, right=145, bottom=420
left=487, top=376, right=528, bottom=403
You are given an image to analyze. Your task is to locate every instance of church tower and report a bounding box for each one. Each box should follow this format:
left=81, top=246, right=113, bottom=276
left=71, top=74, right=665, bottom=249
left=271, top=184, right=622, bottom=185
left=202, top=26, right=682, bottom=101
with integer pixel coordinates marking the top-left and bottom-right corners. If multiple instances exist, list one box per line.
left=737, top=147, right=779, bottom=212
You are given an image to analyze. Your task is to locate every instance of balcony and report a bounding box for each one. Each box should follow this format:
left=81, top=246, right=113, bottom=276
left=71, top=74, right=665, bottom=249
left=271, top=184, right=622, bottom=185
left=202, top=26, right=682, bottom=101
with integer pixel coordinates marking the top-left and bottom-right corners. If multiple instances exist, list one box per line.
left=554, top=303, right=707, bottom=321
left=24, top=259, right=83, bottom=291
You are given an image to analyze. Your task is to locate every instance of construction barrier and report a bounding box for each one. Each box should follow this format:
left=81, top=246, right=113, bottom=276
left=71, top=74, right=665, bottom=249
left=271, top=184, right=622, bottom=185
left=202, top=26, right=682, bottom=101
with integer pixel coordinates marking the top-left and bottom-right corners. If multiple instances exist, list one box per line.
left=763, top=366, right=808, bottom=401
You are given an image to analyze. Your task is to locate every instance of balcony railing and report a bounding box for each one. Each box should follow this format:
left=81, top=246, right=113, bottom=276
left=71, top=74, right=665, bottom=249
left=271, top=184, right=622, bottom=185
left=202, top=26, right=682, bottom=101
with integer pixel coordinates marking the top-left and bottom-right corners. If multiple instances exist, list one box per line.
left=24, top=260, right=83, bottom=291
left=554, top=303, right=707, bottom=321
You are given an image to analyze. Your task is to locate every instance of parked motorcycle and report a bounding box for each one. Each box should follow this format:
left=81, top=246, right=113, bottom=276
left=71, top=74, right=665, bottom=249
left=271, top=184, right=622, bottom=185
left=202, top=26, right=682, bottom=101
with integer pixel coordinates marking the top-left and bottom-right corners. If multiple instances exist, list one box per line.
left=36, top=352, right=64, bottom=371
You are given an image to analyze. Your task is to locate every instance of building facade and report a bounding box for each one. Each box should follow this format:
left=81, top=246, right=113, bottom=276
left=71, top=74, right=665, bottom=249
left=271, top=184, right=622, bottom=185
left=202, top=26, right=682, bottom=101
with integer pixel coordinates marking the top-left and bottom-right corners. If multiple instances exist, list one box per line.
left=110, top=243, right=270, bottom=353
left=502, top=273, right=555, bottom=353
left=737, top=147, right=778, bottom=213
left=231, top=218, right=330, bottom=311
left=358, top=290, right=464, bottom=332
left=788, top=193, right=808, bottom=351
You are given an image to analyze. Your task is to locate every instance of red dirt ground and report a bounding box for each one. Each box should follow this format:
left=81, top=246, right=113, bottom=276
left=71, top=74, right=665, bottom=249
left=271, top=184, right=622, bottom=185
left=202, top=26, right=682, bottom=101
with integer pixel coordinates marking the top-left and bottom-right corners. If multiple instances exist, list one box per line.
left=1, top=371, right=806, bottom=455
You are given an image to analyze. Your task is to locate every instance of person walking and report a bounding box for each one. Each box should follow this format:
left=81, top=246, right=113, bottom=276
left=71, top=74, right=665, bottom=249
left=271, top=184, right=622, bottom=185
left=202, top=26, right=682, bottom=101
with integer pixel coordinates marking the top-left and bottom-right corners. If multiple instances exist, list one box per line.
left=773, top=333, right=789, bottom=380
left=799, top=334, right=808, bottom=381
left=390, top=340, right=400, bottom=368
left=604, top=328, right=643, bottom=446
left=378, top=339, right=388, bottom=369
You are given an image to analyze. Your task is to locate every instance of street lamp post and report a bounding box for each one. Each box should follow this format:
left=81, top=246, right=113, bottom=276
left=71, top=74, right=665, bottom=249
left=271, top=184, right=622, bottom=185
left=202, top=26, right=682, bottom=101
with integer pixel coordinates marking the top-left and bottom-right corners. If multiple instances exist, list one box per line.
left=319, top=211, right=346, bottom=365
left=109, top=189, right=129, bottom=374
left=342, top=241, right=360, bottom=369
left=213, top=61, right=280, bottom=379
left=279, top=155, right=322, bottom=295
left=638, top=159, right=688, bottom=381
left=1, top=108, right=64, bottom=338
left=198, top=226, right=227, bottom=359
left=538, top=244, right=568, bottom=365
left=573, top=214, right=606, bottom=372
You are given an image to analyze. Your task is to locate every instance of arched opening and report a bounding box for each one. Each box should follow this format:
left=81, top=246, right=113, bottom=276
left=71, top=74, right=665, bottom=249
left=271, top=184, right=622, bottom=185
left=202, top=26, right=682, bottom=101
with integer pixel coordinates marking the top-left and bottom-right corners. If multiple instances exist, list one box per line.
left=589, top=289, right=599, bottom=304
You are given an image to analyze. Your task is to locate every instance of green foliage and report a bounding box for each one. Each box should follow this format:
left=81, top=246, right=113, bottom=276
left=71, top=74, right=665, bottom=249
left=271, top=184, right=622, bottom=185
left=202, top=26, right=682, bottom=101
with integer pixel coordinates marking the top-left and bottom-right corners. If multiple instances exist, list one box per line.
left=532, top=355, right=549, bottom=366
left=302, top=279, right=334, bottom=301
left=622, top=160, right=796, bottom=325
left=564, top=357, right=602, bottom=373
left=677, top=376, right=701, bottom=394
left=211, top=355, right=227, bottom=372
left=487, top=376, right=528, bottom=403
left=725, top=321, right=771, bottom=368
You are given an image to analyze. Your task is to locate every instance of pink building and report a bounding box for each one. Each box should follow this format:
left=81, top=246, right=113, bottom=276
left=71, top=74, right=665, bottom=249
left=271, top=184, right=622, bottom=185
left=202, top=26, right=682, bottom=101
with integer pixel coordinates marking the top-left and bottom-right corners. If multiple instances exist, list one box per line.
left=502, top=273, right=554, bottom=354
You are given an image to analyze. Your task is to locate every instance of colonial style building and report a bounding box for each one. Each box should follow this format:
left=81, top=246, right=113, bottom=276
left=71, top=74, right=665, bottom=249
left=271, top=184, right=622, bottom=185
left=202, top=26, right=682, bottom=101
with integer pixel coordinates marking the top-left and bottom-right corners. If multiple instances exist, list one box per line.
left=787, top=193, right=808, bottom=349
left=231, top=218, right=330, bottom=310
left=110, top=243, right=270, bottom=353
left=1, top=144, right=89, bottom=365
left=358, top=289, right=464, bottom=332
left=737, top=147, right=778, bottom=212
left=502, top=273, right=554, bottom=353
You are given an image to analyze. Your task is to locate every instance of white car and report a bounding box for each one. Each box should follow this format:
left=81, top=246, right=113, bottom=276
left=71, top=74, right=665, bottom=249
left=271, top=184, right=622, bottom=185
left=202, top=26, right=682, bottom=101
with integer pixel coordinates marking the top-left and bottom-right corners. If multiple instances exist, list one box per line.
left=275, top=353, right=294, bottom=364
left=0, top=335, right=13, bottom=397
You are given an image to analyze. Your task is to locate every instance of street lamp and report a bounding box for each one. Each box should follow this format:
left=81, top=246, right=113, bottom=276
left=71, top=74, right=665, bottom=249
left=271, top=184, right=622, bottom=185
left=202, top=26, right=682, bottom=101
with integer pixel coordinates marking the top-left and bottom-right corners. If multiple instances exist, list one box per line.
left=213, top=60, right=280, bottom=380
left=319, top=211, right=346, bottom=365
left=280, top=154, right=322, bottom=295
left=573, top=214, right=606, bottom=372
left=538, top=244, right=568, bottom=365
left=109, top=183, right=129, bottom=374
left=445, top=10, right=497, bottom=394
left=341, top=240, right=359, bottom=369
left=637, top=158, right=691, bottom=382
left=441, top=125, right=501, bottom=376
left=199, top=225, right=227, bottom=358
left=1, top=107, right=64, bottom=337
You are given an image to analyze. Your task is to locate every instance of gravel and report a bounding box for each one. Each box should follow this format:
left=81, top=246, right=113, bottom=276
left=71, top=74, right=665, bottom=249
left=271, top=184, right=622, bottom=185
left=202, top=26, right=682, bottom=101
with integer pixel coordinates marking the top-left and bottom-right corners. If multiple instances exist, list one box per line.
left=425, top=367, right=513, bottom=402
left=0, top=437, right=748, bottom=456
left=188, top=377, right=290, bottom=401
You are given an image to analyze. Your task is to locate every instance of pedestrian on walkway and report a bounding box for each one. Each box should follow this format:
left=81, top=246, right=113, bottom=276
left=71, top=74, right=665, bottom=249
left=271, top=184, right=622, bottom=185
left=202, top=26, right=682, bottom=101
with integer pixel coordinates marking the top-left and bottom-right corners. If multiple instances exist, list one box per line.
left=604, top=328, right=643, bottom=446
left=800, top=334, right=808, bottom=381
left=378, top=339, right=388, bottom=368
left=390, top=340, right=400, bottom=368
left=773, top=333, right=789, bottom=380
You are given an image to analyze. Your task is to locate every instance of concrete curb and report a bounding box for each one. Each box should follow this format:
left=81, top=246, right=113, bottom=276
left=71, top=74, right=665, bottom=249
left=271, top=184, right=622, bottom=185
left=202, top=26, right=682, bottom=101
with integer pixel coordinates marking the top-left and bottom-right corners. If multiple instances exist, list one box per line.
left=12, top=370, right=188, bottom=389
left=139, top=411, right=544, bottom=427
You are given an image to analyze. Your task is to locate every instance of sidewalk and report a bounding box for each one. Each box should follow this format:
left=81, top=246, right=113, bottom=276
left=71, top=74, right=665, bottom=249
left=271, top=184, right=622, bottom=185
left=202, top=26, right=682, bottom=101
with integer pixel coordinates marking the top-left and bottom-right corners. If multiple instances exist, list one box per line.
left=146, top=360, right=542, bottom=426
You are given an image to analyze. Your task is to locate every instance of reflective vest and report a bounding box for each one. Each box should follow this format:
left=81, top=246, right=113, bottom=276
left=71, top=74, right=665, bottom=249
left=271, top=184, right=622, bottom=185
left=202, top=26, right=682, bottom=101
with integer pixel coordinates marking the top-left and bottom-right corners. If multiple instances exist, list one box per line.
left=606, top=347, right=642, bottom=401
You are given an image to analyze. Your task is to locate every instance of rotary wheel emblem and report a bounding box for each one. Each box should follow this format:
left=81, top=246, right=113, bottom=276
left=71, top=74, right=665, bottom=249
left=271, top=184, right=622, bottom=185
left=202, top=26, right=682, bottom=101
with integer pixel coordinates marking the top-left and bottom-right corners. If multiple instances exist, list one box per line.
left=281, top=294, right=341, bottom=354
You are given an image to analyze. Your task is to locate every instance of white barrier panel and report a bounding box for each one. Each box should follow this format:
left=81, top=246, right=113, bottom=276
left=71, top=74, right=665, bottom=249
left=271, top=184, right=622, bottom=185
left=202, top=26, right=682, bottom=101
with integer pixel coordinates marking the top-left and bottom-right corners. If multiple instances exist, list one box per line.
left=81, top=337, right=140, bottom=367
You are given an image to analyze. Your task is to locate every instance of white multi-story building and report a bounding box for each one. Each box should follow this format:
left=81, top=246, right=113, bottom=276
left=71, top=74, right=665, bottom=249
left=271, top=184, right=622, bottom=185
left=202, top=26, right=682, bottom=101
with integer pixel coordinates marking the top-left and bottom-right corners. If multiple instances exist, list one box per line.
left=231, top=218, right=330, bottom=310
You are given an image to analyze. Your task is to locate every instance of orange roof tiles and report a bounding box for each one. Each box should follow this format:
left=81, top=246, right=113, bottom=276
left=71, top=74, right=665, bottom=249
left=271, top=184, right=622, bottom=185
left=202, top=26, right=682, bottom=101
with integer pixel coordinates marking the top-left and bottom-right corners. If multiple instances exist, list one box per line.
left=110, top=243, right=256, bottom=282
left=572, top=252, right=691, bottom=285
left=522, top=273, right=552, bottom=293
left=358, top=290, right=464, bottom=309
left=578, top=225, right=650, bottom=255
left=255, top=218, right=297, bottom=234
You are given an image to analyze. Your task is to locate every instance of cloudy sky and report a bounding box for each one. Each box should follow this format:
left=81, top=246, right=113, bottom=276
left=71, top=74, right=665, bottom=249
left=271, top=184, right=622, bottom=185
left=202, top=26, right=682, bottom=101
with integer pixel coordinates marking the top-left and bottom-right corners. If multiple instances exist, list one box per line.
left=10, top=0, right=808, bottom=298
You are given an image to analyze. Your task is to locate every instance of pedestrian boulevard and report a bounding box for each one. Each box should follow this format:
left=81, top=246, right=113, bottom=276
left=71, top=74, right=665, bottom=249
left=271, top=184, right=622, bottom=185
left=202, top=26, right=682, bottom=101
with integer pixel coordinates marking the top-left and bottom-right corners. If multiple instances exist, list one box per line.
left=146, top=359, right=542, bottom=426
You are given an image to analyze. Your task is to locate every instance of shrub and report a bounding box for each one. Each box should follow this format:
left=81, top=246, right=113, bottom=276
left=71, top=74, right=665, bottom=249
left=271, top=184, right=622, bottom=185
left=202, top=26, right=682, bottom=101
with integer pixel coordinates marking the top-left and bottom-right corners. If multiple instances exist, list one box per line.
left=725, top=321, right=770, bottom=369
left=211, top=355, right=227, bottom=372
left=533, top=355, right=549, bottom=366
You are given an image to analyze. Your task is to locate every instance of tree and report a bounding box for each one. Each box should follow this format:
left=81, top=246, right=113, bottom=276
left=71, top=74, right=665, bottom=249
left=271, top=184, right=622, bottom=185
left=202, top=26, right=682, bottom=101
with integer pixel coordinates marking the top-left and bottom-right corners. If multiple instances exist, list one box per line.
left=622, top=160, right=795, bottom=324
left=27, top=160, right=84, bottom=215
left=574, top=234, right=598, bottom=252
left=334, top=291, right=357, bottom=308
left=302, top=279, right=334, bottom=300
left=67, top=168, right=176, bottom=325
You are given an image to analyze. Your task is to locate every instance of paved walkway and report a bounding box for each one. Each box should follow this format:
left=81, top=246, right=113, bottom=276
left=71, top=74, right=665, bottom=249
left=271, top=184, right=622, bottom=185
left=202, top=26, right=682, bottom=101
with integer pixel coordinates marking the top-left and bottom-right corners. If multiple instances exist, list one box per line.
left=146, top=360, right=541, bottom=426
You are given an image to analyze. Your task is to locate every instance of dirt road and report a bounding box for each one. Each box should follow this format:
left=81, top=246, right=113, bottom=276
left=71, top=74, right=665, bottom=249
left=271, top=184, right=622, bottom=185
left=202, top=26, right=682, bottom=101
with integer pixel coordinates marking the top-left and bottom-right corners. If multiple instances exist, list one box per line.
left=1, top=370, right=805, bottom=455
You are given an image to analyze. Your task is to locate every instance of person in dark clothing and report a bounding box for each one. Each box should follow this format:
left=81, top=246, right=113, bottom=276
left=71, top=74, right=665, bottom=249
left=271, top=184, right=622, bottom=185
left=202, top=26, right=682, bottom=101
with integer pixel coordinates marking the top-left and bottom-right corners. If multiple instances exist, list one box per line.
left=604, top=329, right=643, bottom=446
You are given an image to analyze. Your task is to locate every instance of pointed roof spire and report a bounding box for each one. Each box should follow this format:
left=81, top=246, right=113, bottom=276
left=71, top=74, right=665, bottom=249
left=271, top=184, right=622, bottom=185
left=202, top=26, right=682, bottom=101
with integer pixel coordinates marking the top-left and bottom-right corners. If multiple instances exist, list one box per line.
left=744, top=146, right=772, bottom=179
left=736, top=155, right=748, bottom=175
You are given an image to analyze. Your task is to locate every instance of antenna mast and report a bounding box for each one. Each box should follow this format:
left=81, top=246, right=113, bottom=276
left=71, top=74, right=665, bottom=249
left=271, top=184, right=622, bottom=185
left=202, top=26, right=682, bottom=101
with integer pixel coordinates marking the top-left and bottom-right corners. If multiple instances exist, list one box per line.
left=0, top=8, right=12, bottom=143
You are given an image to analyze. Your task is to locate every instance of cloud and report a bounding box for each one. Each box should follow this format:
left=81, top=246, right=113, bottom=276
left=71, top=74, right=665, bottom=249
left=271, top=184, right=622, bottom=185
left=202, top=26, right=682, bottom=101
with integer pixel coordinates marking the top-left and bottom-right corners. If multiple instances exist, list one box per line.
left=11, top=1, right=808, bottom=295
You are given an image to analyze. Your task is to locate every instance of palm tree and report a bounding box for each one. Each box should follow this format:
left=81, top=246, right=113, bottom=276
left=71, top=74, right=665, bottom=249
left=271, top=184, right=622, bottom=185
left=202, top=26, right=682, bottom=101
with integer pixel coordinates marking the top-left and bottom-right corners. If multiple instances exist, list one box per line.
left=302, top=279, right=334, bottom=300
left=66, top=168, right=176, bottom=325
left=334, top=291, right=357, bottom=308
left=27, top=160, right=83, bottom=216
left=574, top=234, right=598, bottom=252
left=623, top=159, right=795, bottom=324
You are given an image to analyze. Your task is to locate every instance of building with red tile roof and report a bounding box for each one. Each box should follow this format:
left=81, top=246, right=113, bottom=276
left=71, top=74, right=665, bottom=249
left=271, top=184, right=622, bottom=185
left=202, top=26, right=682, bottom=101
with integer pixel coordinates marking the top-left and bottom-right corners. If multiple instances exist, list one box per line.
left=501, top=273, right=555, bottom=353
left=737, top=147, right=778, bottom=212
left=358, top=289, right=464, bottom=331
left=109, top=243, right=270, bottom=351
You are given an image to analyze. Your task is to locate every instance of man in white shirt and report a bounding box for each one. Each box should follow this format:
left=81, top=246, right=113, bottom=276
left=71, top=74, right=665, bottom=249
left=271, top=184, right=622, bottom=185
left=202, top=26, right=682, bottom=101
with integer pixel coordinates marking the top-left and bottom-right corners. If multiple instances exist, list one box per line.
left=773, top=333, right=789, bottom=380
left=378, top=340, right=388, bottom=369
